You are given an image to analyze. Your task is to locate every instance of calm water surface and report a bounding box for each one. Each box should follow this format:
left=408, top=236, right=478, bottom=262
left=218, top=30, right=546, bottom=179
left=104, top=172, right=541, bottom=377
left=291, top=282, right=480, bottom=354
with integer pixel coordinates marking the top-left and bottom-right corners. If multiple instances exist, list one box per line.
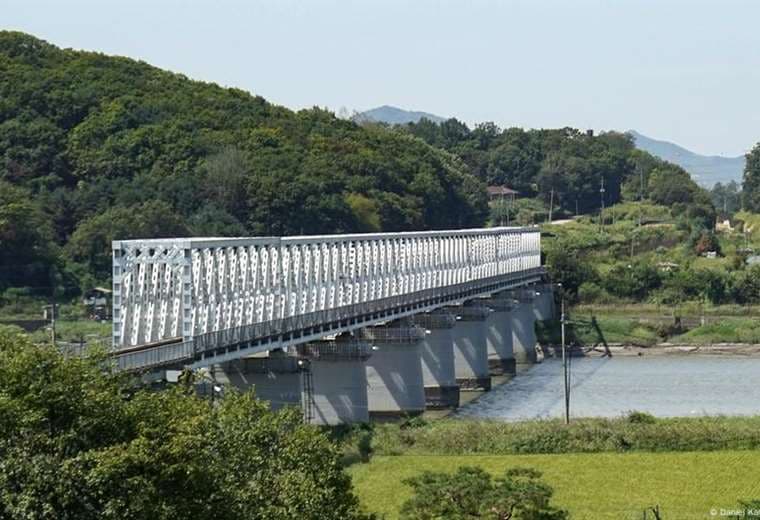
left=456, top=356, right=760, bottom=421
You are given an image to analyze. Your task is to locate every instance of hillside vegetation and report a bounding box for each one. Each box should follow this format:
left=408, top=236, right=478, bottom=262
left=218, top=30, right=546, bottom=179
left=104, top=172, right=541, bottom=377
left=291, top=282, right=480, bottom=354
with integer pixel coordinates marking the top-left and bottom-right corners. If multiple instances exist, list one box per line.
left=0, top=32, right=486, bottom=292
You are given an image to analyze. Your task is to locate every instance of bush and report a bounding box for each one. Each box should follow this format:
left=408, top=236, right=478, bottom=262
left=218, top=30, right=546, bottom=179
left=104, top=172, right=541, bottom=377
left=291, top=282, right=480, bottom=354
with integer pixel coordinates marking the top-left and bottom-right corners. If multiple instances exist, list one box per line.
left=577, top=281, right=616, bottom=304
left=400, top=466, right=568, bottom=520
left=603, top=261, right=661, bottom=300
left=626, top=411, right=657, bottom=424
left=545, top=244, right=596, bottom=301
left=731, top=265, right=760, bottom=304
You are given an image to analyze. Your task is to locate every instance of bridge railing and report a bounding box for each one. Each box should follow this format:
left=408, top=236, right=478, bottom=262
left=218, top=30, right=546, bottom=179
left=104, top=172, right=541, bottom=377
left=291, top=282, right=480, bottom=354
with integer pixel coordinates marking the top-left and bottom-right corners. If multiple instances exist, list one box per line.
left=112, top=226, right=541, bottom=351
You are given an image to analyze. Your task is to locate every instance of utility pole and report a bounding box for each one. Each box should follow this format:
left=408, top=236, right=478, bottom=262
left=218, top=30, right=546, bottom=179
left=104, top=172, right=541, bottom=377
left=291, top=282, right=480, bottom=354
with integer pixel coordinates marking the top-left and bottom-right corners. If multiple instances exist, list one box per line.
left=49, top=267, right=57, bottom=347
left=558, top=283, right=569, bottom=424
left=50, top=296, right=57, bottom=346
left=548, top=188, right=554, bottom=224
left=599, top=176, right=606, bottom=232
left=639, top=164, right=644, bottom=227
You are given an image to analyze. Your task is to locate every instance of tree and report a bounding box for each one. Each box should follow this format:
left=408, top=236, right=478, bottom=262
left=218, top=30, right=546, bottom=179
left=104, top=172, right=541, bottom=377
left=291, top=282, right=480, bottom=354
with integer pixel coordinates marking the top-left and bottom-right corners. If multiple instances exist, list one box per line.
left=545, top=242, right=595, bottom=301
left=0, top=329, right=371, bottom=520
left=0, top=181, right=55, bottom=290
left=400, top=466, right=568, bottom=520
left=603, top=262, right=661, bottom=300
left=65, top=200, right=190, bottom=281
left=731, top=265, right=760, bottom=304
left=203, top=146, right=251, bottom=220
left=742, top=143, right=760, bottom=212
left=710, top=181, right=742, bottom=216
left=648, top=167, right=697, bottom=206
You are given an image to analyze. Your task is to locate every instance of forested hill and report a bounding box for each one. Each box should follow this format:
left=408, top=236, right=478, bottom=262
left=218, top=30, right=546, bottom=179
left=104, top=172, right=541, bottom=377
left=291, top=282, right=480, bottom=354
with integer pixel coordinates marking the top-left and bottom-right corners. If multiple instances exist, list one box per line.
left=403, top=118, right=710, bottom=217
left=0, top=32, right=487, bottom=290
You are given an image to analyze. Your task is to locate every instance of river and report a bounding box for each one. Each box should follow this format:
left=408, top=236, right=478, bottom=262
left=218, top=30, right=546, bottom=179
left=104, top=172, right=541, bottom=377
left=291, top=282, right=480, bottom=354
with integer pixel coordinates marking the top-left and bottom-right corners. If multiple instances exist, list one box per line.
left=455, top=355, right=760, bottom=420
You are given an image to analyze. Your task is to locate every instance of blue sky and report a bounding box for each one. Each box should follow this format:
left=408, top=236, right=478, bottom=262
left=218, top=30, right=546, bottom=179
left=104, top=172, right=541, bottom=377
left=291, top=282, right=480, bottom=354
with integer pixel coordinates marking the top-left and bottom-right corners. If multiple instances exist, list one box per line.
left=4, top=0, right=759, bottom=156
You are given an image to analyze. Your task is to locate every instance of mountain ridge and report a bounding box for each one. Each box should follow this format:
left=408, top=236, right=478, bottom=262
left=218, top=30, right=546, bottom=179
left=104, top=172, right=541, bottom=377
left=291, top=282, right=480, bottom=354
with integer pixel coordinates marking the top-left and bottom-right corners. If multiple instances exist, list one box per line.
left=629, top=130, right=744, bottom=187
left=354, top=105, right=446, bottom=125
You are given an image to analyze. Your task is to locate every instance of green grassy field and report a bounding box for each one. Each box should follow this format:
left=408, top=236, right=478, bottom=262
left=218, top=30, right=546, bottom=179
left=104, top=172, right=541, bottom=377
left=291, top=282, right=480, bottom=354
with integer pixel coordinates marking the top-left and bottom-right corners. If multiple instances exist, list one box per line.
left=349, top=452, right=760, bottom=519
left=672, top=318, right=760, bottom=344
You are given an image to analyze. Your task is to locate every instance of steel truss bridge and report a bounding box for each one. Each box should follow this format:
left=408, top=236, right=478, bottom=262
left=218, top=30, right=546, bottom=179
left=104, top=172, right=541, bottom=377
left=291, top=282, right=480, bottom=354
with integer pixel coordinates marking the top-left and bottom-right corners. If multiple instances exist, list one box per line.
left=111, top=227, right=543, bottom=371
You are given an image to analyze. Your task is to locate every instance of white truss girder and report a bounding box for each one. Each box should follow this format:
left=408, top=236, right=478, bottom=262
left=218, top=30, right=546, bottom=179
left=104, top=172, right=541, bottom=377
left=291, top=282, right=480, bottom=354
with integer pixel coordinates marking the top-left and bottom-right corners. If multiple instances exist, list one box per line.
left=112, top=227, right=541, bottom=348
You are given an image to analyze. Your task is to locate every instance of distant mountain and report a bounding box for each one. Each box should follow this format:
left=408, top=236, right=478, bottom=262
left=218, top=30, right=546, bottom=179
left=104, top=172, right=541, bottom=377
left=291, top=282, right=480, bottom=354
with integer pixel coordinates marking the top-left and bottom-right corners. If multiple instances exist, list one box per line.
left=629, top=130, right=745, bottom=187
left=354, top=105, right=446, bottom=125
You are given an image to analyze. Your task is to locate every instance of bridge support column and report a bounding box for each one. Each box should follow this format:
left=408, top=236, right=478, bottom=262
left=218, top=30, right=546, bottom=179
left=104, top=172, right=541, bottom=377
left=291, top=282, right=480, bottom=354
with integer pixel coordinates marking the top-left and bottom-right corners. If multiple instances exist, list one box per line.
left=296, top=338, right=372, bottom=425
left=361, top=322, right=426, bottom=418
left=412, top=311, right=460, bottom=409
left=503, top=289, right=539, bottom=365
left=216, top=351, right=303, bottom=410
left=479, top=297, right=517, bottom=376
left=448, top=305, right=491, bottom=391
left=532, top=283, right=555, bottom=321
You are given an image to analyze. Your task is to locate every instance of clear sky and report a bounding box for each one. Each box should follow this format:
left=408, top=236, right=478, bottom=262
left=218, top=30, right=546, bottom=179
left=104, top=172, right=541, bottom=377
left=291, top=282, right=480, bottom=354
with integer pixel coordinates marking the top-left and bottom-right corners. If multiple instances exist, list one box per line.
left=4, top=0, right=759, bottom=156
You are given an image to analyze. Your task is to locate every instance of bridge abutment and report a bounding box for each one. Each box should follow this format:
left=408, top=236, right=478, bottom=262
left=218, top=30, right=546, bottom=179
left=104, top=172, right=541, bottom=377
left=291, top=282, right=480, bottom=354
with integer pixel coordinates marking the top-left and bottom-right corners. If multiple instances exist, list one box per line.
left=412, top=311, right=460, bottom=409
left=448, top=305, right=492, bottom=391
left=362, top=322, right=427, bottom=418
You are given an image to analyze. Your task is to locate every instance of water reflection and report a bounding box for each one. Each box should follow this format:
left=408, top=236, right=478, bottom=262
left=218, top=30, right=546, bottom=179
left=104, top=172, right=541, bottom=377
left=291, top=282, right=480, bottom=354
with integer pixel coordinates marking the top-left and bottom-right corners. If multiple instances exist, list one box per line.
left=455, top=356, right=760, bottom=421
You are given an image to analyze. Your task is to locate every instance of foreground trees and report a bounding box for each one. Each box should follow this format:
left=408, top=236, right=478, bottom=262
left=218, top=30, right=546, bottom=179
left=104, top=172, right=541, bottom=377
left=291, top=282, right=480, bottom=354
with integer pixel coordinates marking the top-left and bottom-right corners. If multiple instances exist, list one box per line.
left=0, top=329, right=370, bottom=520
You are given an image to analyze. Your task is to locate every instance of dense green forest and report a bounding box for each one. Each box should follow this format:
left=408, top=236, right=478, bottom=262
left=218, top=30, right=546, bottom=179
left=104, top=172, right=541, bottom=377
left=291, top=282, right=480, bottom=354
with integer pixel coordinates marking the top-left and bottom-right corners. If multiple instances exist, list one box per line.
left=0, top=31, right=487, bottom=293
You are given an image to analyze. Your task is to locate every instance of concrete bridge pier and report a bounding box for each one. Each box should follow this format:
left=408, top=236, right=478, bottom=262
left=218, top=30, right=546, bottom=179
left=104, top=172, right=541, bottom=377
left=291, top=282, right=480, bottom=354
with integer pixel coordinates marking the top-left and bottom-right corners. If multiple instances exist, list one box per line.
left=532, top=283, right=555, bottom=321
left=216, top=351, right=303, bottom=410
left=296, top=338, right=372, bottom=425
left=503, top=289, right=539, bottom=366
left=412, top=311, right=460, bottom=409
left=447, top=305, right=492, bottom=391
left=361, top=321, right=427, bottom=418
left=479, top=296, right=517, bottom=376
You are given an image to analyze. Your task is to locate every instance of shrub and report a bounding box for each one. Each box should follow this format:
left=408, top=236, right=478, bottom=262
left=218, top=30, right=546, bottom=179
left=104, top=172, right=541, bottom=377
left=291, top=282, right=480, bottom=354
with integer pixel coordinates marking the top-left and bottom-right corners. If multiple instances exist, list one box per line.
left=400, top=466, right=568, bottom=520
left=603, top=261, right=661, bottom=300
left=731, top=265, right=760, bottom=304
left=626, top=411, right=657, bottom=424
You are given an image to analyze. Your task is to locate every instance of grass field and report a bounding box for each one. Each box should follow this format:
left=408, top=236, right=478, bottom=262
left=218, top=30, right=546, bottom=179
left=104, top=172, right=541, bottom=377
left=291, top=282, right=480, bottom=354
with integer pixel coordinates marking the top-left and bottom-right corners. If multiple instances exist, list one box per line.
left=349, top=452, right=760, bottom=519
left=672, top=318, right=760, bottom=344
